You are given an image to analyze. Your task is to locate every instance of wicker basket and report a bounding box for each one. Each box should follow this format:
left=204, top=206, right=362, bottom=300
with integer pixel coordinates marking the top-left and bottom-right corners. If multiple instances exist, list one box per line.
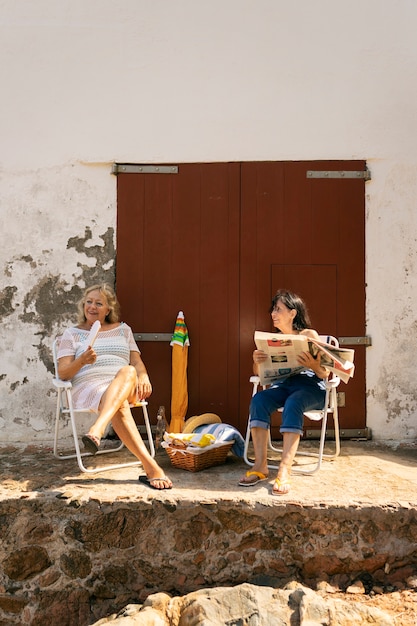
left=164, top=441, right=234, bottom=472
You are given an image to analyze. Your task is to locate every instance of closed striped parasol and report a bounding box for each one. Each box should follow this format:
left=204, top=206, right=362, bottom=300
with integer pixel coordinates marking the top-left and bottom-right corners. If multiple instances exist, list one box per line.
left=169, top=311, right=190, bottom=432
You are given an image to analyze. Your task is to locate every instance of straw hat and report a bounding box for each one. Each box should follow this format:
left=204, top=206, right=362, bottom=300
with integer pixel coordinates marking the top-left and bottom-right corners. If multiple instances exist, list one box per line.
left=182, top=413, right=222, bottom=434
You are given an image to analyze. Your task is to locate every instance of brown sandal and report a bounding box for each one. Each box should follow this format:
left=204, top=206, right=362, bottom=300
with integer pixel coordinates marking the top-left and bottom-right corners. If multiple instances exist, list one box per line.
left=82, top=434, right=100, bottom=455
left=139, top=475, right=173, bottom=490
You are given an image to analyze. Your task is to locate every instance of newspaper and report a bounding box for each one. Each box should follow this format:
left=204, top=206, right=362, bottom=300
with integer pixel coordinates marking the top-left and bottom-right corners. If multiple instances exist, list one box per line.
left=254, top=331, right=355, bottom=385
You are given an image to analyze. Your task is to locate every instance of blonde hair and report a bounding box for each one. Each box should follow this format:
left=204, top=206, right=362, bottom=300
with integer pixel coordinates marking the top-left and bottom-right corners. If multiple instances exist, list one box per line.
left=77, top=283, right=120, bottom=325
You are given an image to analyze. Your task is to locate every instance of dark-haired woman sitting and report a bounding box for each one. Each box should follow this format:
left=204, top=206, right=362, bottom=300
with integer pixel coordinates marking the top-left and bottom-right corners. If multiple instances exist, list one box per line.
left=239, top=290, right=328, bottom=495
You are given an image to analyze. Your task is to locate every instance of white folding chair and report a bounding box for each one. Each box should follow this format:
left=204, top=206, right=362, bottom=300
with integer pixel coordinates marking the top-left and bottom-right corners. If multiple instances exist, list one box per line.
left=243, top=335, right=341, bottom=475
left=52, top=338, right=155, bottom=474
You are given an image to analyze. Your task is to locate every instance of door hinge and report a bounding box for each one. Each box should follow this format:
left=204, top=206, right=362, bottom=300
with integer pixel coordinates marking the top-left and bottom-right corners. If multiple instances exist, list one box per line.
left=133, top=333, right=172, bottom=342
left=305, top=428, right=371, bottom=440
left=306, top=168, right=371, bottom=181
left=112, top=164, right=178, bottom=175
left=338, top=336, right=372, bottom=346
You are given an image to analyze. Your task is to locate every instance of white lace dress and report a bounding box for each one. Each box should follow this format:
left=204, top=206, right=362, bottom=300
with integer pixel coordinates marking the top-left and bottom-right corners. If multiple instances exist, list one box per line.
left=57, top=323, right=140, bottom=411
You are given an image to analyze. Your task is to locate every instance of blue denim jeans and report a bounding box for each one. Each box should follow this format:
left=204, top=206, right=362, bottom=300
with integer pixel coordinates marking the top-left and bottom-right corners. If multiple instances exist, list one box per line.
left=249, top=372, right=326, bottom=435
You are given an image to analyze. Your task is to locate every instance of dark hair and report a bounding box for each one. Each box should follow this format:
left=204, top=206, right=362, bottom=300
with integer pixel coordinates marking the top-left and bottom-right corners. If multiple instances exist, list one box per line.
left=77, top=283, right=120, bottom=325
left=269, top=289, right=311, bottom=331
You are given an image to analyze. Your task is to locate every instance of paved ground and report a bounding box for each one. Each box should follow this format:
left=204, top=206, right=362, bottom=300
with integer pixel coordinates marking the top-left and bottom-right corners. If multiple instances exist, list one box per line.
left=1, top=438, right=416, bottom=507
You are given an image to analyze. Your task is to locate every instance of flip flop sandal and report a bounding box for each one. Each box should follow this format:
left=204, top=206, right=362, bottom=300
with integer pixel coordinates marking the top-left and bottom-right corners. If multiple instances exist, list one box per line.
left=272, top=477, right=291, bottom=496
left=238, top=470, right=269, bottom=487
left=82, top=434, right=100, bottom=455
left=139, top=475, right=173, bottom=490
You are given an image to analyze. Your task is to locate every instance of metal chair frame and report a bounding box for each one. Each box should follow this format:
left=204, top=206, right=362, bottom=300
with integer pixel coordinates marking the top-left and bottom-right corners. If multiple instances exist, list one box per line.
left=243, top=335, right=341, bottom=475
left=52, top=338, right=155, bottom=474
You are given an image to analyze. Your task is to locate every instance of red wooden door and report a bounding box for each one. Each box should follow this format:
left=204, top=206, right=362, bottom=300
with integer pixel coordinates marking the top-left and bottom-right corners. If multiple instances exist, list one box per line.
left=116, top=164, right=241, bottom=424
left=239, top=161, right=366, bottom=437
left=116, top=161, right=366, bottom=434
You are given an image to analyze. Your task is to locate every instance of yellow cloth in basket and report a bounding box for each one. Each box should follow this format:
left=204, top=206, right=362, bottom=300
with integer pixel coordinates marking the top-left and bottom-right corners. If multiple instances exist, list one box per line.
left=163, top=432, right=216, bottom=448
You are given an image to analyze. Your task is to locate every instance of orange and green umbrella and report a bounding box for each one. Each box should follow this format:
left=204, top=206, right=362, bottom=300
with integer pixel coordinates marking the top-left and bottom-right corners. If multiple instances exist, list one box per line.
left=169, top=311, right=190, bottom=432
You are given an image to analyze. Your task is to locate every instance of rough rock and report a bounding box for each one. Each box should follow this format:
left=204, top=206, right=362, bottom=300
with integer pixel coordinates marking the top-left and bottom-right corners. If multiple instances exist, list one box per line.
left=1, top=495, right=416, bottom=624
left=0, top=442, right=416, bottom=624
left=346, top=580, right=366, bottom=594
left=91, top=582, right=396, bottom=625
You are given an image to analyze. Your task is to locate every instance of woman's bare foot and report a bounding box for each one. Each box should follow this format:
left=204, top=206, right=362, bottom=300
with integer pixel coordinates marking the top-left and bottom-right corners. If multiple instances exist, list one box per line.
left=272, top=465, right=291, bottom=495
left=238, top=463, right=269, bottom=486
left=139, top=474, right=172, bottom=490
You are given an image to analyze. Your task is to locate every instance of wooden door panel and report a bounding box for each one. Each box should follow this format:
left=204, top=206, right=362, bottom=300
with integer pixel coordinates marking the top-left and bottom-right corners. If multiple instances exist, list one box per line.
left=271, top=264, right=338, bottom=335
left=267, top=264, right=338, bottom=439
left=117, top=160, right=366, bottom=433
left=117, top=164, right=240, bottom=424
left=283, top=163, right=315, bottom=263
left=238, top=160, right=366, bottom=434
left=196, top=163, right=240, bottom=417
left=338, top=179, right=366, bottom=335
left=310, top=180, right=340, bottom=264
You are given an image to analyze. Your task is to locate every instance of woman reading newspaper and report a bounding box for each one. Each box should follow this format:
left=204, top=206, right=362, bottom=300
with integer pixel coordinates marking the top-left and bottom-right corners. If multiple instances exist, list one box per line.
left=239, top=289, right=328, bottom=495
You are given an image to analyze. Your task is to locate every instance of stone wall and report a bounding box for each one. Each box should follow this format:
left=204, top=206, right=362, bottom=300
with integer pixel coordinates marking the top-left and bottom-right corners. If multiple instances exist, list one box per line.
left=0, top=497, right=416, bottom=625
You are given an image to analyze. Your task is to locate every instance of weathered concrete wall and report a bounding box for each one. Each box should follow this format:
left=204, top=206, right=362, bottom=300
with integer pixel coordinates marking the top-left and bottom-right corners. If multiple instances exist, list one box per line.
left=1, top=1, right=417, bottom=442
left=0, top=497, right=415, bottom=625
left=366, top=160, right=417, bottom=441
left=0, top=164, right=116, bottom=443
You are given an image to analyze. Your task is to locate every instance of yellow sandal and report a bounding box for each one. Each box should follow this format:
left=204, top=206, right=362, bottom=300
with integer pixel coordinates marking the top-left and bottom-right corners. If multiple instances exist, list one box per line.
left=272, top=477, right=291, bottom=496
left=238, top=470, right=269, bottom=486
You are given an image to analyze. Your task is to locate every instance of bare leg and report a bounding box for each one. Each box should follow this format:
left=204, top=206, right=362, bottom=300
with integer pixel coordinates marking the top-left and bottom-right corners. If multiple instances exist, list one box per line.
left=239, top=427, right=269, bottom=483
left=273, top=432, right=300, bottom=494
left=110, top=402, right=172, bottom=488
left=88, top=365, right=137, bottom=440
left=83, top=366, right=172, bottom=487
left=249, top=427, right=270, bottom=475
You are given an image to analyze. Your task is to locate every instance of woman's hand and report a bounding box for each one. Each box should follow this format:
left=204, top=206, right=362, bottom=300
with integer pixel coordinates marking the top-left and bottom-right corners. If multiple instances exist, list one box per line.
left=253, top=349, right=268, bottom=365
left=82, top=346, right=97, bottom=366
left=253, top=349, right=267, bottom=375
left=130, top=352, right=153, bottom=400
left=136, top=373, right=152, bottom=400
left=58, top=348, right=96, bottom=380
left=297, top=350, right=328, bottom=378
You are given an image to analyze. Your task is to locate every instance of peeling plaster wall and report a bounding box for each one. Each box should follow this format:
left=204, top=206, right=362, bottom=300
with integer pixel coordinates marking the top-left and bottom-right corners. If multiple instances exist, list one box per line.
left=0, top=1, right=417, bottom=443
left=0, top=164, right=116, bottom=442
left=366, top=160, right=417, bottom=441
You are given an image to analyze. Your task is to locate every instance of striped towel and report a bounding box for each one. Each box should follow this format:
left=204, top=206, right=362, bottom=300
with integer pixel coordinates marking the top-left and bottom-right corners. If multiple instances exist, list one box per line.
left=193, top=423, right=245, bottom=457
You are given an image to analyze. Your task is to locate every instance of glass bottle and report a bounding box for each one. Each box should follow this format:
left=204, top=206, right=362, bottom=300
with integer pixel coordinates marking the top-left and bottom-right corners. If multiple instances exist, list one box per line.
left=155, top=405, right=167, bottom=450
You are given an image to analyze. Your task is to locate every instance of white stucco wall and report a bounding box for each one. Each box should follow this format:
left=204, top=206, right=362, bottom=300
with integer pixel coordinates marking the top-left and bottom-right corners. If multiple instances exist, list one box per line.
left=1, top=0, right=416, bottom=443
